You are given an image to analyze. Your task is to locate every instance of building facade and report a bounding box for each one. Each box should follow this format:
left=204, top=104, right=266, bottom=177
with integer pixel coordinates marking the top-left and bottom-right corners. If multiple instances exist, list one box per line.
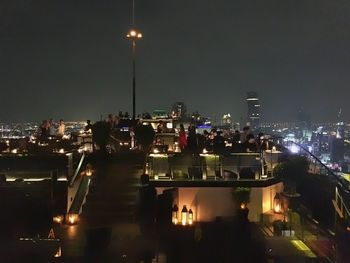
left=246, top=92, right=260, bottom=129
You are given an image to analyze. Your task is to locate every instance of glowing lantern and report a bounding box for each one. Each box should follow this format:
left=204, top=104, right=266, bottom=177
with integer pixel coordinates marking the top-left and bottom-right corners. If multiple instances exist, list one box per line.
left=66, top=213, right=79, bottom=225
left=240, top=203, right=246, bottom=210
left=53, top=215, right=64, bottom=224
left=172, top=204, right=178, bottom=224
left=202, top=169, right=207, bottom=180
left=188, top=209, right=193, bottom=225
left=181, top=205, right=188, bottom=226
left=174, top=142, right=180, bottom=152
left=273, top=193, right=282, bottom=213
left=153, top=148, right=159, bottom=154
left=144, top=163, right=149, bottom=175
left=54, top=246, right=62, bottom=258
left=85, top=164, right=93, bottom=176
left=11, top=148, right=18, bottom=154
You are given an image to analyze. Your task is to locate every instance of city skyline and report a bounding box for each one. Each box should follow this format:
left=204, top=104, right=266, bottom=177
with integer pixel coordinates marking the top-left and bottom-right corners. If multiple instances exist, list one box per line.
left=1, top=0, right=350, bottom=122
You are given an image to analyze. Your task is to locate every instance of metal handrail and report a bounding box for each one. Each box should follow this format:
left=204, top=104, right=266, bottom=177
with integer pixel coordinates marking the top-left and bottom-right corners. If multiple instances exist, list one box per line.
left=286, top=140, right=350, bottom=219
left=69, top=152, right=85, bottom=187
left=286, top=141, right=345, bottom=187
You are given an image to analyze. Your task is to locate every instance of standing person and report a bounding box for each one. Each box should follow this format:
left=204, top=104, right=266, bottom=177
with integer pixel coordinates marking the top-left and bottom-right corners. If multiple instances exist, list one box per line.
left=57, top=119, right=65, bottom=137
left=213, top=131, right=226, bottom=153
left=107, top=114, right=116, bottom=130
left=232, top=130, right=240, bottom=143
left=240, top=126, right=251, bottom=143
left=243, top=133, right=258, bottom=152
left=187, top=124, right=198, bottom=153
left=85, top=120, right=93, bottom=133
left=203, top=130, right=211, bottom=150
left=178, top=124, right=187, bottom=151
left=48, top=119, right=56, bottom=137
left=39, top=120, right=49, bottom=142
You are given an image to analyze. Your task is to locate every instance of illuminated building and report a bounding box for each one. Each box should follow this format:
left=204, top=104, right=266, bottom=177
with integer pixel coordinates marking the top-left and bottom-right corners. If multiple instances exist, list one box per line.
left=246, top=92, right=260, bottom=129
left=222, top=113, right=232, bottom=127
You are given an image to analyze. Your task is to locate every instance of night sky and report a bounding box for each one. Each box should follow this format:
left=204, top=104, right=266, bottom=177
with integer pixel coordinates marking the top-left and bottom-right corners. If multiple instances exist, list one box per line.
left=1, top=0, right=350, bottom=123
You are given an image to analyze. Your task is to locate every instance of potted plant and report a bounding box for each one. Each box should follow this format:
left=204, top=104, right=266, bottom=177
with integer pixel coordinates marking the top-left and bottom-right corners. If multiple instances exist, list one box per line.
left=272, top=219, right=288, bottom=236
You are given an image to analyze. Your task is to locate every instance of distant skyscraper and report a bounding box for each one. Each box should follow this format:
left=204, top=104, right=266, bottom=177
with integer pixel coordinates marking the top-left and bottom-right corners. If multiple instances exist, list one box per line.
left=171, top=102, right=187, bottom=119
left=330, top=136, right=344, bottom=163
left=246, top=92, right=260, bottom=129
left=336, top=108, right=345, bottom=139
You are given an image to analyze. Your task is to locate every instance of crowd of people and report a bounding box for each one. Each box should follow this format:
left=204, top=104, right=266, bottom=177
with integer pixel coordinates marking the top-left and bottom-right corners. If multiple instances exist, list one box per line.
left=39, top=118, right=65, bottom=142
left=177, top=124, right=269, bottom=154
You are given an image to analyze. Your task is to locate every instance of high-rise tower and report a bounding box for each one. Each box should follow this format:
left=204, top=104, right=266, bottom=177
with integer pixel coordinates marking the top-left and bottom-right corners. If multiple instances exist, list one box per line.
left=246, top=92, right=260, bottom=129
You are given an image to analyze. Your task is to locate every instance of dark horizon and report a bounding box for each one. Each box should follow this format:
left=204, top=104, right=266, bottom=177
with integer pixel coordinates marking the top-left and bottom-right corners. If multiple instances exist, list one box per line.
left=1, top=0, right=350, bottom=123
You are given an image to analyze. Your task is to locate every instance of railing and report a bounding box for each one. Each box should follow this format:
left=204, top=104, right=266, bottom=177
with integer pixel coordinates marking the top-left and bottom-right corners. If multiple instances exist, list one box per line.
left=286, top=141, right=350, bottom=221
left=69, top=152, right=85, bottom=187
left=68, top=176, right=91, bottom=215
left=146, top=152, right=270, bottom=182
left=66, top=151, right=93, bottom=218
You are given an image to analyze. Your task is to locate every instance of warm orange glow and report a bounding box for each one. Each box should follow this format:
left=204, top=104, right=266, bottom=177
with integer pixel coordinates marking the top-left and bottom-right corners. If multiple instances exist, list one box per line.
left=53, top=215, right=64, bottom=224
left=172, top=204, right=179, bottom=224
left=127, top=29, right=143, bottom=39
left=274, top=203, right=281, bottom=213
left=67, top=214, right=79, bottom=225
left=54, top=246, right=62, bottom=258
left=273, top=193, right=283, bottom=214
left=240, top=203, right=246, bottom=209
left=11, top=148, right=18, bottom=154
left=188, top=209, right=193, bottom=225
left=181, top=205, right=188, bottom=226
left=85, top=164, right=93, bottom=176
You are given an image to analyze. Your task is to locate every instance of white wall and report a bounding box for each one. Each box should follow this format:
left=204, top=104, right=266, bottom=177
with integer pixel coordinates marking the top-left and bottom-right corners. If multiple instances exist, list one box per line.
left=157, top=182, right=284, bottom=222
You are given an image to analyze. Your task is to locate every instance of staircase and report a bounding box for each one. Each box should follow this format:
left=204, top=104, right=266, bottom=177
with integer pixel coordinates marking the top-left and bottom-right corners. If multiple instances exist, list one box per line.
left=80, top=154, right=144, bottom=226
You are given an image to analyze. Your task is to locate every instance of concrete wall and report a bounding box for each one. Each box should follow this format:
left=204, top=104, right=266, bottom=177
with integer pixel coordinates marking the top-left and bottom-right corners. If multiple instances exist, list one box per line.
left=157, top=182, right=284, bottom=222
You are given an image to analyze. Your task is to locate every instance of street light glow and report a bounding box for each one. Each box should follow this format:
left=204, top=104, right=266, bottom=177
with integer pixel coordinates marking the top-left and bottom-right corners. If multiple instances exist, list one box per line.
left=127, top=29, right=143, bottom=39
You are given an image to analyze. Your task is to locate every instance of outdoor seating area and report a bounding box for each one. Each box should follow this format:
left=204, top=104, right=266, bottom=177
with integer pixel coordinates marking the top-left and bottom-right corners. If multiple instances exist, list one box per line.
left=146, top=152, right=280, bottom=183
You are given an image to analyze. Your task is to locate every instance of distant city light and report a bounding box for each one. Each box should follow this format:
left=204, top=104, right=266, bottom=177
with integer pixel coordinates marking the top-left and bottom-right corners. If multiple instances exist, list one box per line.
left=289, top=144, right=300, bottom=154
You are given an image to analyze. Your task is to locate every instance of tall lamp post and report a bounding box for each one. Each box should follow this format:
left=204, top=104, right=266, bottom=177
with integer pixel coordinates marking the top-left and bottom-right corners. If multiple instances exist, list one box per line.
left=126, top=29, right=142, bottom=120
